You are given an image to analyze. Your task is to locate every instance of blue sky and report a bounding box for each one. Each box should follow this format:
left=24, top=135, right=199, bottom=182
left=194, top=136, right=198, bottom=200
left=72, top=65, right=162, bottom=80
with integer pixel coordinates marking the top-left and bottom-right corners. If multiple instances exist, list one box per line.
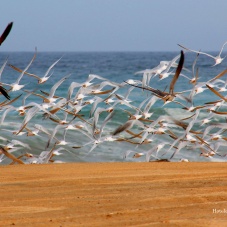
left=1, top=0, right=227, bottom=52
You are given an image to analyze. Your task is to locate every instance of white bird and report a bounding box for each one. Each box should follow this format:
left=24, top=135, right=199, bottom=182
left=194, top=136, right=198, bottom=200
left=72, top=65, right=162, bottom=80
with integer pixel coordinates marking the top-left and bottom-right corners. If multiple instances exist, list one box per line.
left=74, top=111, right=115, bottom=154
left=46, top=124, right=71, bottom=148
left=89, top=80, right=122, bottom=95
left=0, top=139, right=31, bottom=151
left=145, top=142, right=170, bottom=161
left=139, top=61, right=169, bottom=87
left=3, top=48, right=37, bottom=91
left=167, top=110, right=200, bottom=158
left=25, top=73, right=71, bottom=105
left=88, top=97, right=104, bottom=117
left=178, top=41, right=227, bottom=66
left=15, top=102, right=59, bottom=135
left=9, top=56, right=62, bottom=84
left=139, top=96, right=159, bottom=119
left=112, top=119, right=144, bottom=136
left=67, top=74, right=107, bottom=100
left=159, top=54, right=181, bottom=80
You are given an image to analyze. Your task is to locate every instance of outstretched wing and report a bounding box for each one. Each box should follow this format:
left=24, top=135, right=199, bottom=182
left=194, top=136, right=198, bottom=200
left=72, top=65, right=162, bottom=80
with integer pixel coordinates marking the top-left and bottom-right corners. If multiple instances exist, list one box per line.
left=8, top=64, right=40, bottom=80
left=124, top=81, right=166, bottom=98
left=169, top=50, right=184, bottom=95
left=0, top=22, right=13, bottom=45
left=0, top=85, right=10, bottom=100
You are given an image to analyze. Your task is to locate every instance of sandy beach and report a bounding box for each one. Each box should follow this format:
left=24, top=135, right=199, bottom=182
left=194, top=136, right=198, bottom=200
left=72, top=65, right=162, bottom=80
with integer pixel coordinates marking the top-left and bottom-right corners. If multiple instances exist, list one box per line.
left=1, top=162, right=227, bottom=226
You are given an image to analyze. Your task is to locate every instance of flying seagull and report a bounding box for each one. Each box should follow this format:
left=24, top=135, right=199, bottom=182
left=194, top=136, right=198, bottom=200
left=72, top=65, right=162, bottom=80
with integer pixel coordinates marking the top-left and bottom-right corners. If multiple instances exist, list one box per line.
left=125, top=51, right=185, bottom=103
left=178, top=41, right=227, bottom=66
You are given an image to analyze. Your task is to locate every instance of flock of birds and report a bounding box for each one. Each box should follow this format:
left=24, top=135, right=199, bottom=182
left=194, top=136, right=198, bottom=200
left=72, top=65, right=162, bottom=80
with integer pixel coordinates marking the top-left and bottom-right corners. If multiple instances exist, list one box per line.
left=1, top=22, right=227, bottom=164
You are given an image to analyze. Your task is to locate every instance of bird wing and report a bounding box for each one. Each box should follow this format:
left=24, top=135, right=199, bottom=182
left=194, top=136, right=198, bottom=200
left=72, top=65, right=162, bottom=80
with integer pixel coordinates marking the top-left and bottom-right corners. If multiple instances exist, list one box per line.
left=0, top=85, right=10, bottom=100
left=209, top=68, right=227, bottom=83
left=16, top=48, right=37, bottom=84
left=43, top=56, right=62, bottom=78
left=0, top=57, right=8, bottom=80
left=49, top=73, right=71, bottom=98
left=218, top=41, right=227, bottom=56
left=206, top=84, right=227, bottom=102
left=178, top=44, right=215, bottom=59
left=169, top=50, right=184, bottom=95
left=8, top=64, right=40, bottom=80
left=0, top=22, right=13, bottom=45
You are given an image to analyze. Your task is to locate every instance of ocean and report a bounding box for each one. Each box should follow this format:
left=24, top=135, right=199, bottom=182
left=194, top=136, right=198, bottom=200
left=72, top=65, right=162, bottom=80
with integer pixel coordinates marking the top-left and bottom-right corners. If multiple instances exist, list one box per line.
left=0, top=51, right=227, bottom=164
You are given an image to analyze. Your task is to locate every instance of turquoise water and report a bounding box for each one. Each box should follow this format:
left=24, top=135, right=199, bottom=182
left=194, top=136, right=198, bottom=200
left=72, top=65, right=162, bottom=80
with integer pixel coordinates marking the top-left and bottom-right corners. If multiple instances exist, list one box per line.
left=0, top=51, right=227, bottom=164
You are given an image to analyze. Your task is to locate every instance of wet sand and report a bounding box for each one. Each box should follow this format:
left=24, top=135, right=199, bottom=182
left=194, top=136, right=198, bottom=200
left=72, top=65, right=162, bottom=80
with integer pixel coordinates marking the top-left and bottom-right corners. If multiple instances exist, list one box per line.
left=1, top=162, right=227, bottom=226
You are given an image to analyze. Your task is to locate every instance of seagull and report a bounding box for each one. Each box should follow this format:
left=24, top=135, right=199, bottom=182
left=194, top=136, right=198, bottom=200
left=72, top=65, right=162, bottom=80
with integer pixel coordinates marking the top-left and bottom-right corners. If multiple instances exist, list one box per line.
left=168, top=110, right=201, bottom=159
left=112, top=119, right=144, bottom=136
left=27, top=144, right=68, bottom=164
left=189, top=52, right=200, bottom=85
left=2, top=48, right=37, bottom=91
left=178, top=41, right=227, bottom=66
left=0, top=146, right=24, bottom=164
left=159, top=54, right=181, bottom=80
left=24, top=73, right=71, bottom=105
left=135, top=61, right=169, bottom=87
left=126, top=51, right=185, bottom=103
left=88, top=97, right=104, bottom=117
left=70, top=111, right=115, bottom=153
left=15, top=103, right=59, bottom=135
left=206, top=84, right=227, bottom=102
left=46, top=124, right=70, bottom=149
left=200, top=148, right=215, bottom=158
left=8, top=56, right=62, bottom=84
left=67, top=74, right=107, bottom=99
left=88, top=80, right=122, bottom=95
left=0, top=139, right=31, bottom=151
left=138, top=96, right=159, bottom=119
left=189, top=68, right=227, bottom=99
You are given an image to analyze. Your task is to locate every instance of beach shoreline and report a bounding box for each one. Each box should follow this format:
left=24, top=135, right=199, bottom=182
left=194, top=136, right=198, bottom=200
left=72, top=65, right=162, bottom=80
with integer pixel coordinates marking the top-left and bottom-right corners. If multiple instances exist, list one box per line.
left=1, top=162, right=227, bottom=226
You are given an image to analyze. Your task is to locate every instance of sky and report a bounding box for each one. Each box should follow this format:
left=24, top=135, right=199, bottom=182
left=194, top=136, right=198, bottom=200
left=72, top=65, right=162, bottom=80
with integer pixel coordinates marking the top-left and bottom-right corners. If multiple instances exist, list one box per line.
left=1, top=0, right=227, bottom=52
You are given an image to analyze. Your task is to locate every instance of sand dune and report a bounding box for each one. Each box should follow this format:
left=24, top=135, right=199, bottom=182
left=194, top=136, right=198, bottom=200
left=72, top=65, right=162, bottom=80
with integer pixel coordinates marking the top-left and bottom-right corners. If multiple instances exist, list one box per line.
left=1, top=162, right=227, bottom=226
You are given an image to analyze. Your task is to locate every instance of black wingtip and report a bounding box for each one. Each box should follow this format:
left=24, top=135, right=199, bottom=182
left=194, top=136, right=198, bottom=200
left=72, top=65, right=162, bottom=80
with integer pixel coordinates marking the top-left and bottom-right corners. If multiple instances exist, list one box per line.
left=0, top=86, right=10, bottom=100
left=0, top=21, right=13, bottom=46
left=179, top=50, right=185, bottom=69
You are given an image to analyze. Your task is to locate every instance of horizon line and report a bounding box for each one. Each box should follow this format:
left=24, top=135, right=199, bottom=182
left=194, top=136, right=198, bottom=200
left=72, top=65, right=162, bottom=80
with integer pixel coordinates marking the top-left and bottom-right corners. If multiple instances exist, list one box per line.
left=0, top=50, right=224, bottom=53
